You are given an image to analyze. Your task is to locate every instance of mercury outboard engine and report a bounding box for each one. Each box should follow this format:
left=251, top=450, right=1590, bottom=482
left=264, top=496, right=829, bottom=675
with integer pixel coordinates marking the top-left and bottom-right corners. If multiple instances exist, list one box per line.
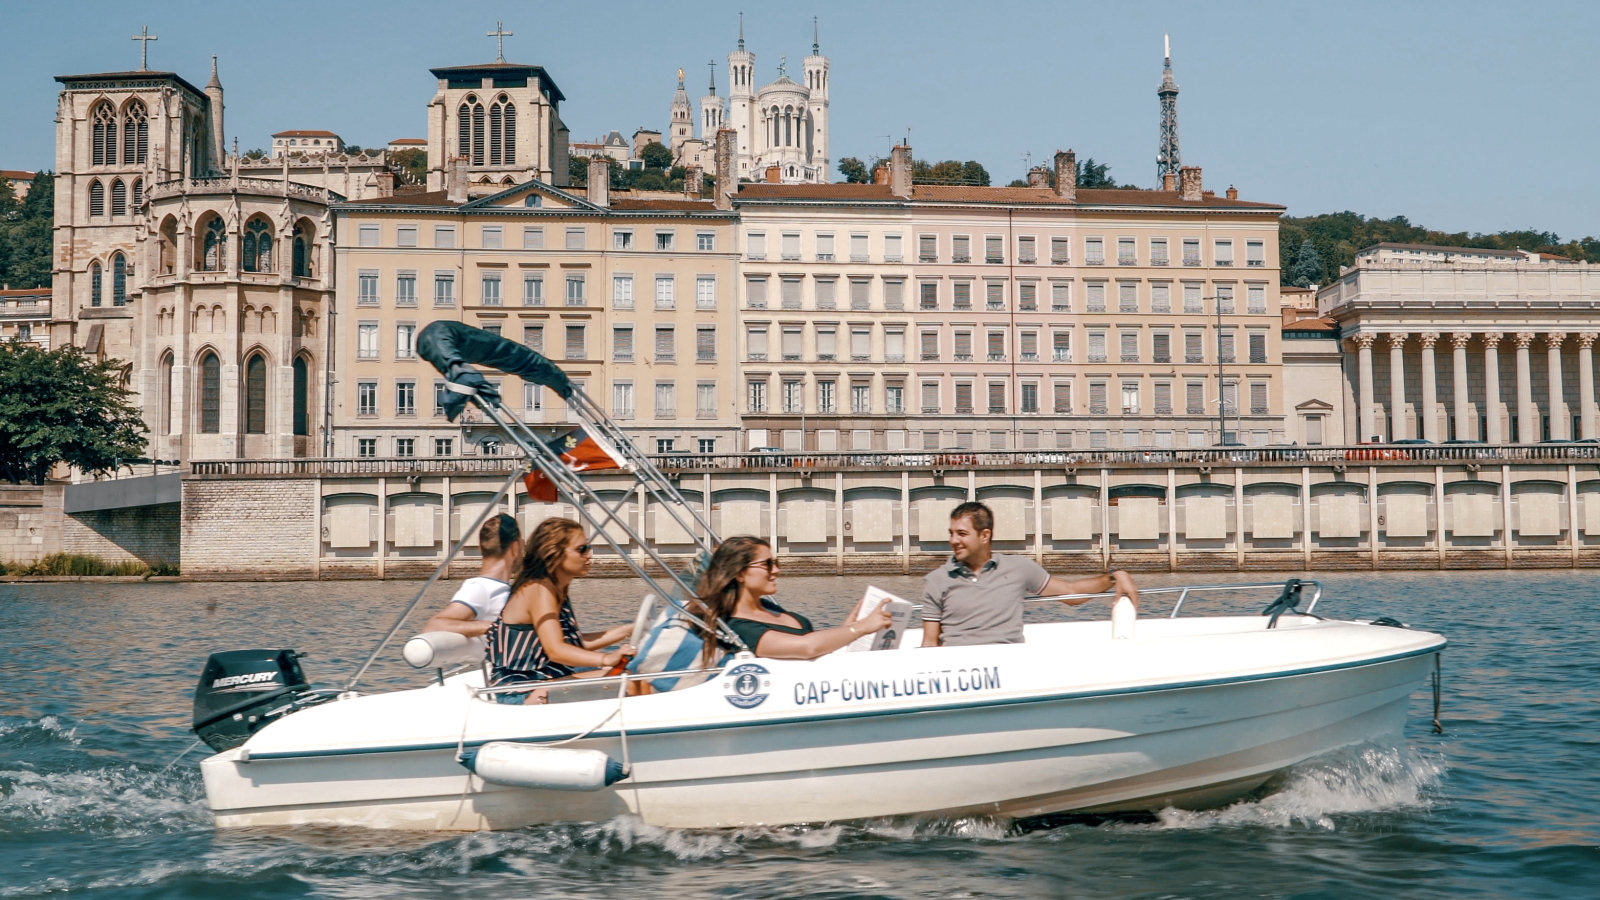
left=192, top=649, right=323, bottom=752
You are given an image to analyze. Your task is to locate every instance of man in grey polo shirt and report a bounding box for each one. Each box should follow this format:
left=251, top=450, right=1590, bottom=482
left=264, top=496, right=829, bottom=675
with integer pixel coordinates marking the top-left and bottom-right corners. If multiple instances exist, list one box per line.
left=921, top=501, right=1140, bottom=647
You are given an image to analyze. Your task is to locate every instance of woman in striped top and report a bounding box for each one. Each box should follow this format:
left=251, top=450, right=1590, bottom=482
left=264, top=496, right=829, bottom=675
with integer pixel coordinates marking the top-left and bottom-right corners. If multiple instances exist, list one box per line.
left=486, top=518, right=635, bottom=705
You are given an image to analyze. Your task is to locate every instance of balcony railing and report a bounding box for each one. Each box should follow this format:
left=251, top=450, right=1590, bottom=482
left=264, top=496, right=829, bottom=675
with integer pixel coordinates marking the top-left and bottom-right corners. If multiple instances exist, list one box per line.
left=816, top=253, right=834, bottom=262
left=1155, top=405, right=1173, bottom=415
left=1121, top=354, right=1140, bottom=363
left=952, top=254, right=971, bottom=263
left=817, top=353, right=836, bottom=362
left=886, top=354, right=905, bottom=364
left=1185, top=354, right=1204, bottom=363
left=921, top=353, right=940, bottom=362
left=1051, top=253, right=1071, bottom=265
left=748, top=352, right=767, bottom=361
left=1018, top=254, right=1037, bottom=264
left=1248, top=259, right=1265, bottom=267
left=1089, top=404, right=1109, bottom=415
left=1021, top=352, right=1039, bottom=362
left=1053, top=350, right=1072, bottom=362
left=1085, top=256, right=1105, bottom=266
left=988, top=353, right=1006, bottom=362
left=1250, top=353, right=1268, bottom=364
left=1088, top=353, right=1107, bottom=363
left=1152, top=257, right=1169, bottom=266
left=955, top=354, right=974, bottom=362
left=1153, top=353, right=1171, bottom=364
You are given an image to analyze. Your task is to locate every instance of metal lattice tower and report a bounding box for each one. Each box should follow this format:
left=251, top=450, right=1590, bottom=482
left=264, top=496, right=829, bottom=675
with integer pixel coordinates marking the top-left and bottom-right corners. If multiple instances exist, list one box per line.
left=1157, top=33, right=1181, bottom=184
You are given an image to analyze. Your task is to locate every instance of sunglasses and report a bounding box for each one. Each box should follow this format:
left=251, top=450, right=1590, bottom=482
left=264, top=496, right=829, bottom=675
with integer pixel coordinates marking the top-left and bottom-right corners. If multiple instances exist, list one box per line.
left=746, top=558, right=780, bottom=573
left=574, top=543, right=593, bottom=554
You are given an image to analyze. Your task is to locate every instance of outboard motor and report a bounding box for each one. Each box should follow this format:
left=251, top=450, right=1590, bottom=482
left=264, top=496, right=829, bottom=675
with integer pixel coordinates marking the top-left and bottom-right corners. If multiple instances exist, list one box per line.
left=192, top=649, right=320, bottom=752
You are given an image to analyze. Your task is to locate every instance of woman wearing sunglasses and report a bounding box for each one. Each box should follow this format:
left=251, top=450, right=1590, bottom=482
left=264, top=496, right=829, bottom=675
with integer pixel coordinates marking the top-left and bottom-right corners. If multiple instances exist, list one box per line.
left=486, top=517, right=636, bottom=704
left=692, top=536, right=892, bottom=662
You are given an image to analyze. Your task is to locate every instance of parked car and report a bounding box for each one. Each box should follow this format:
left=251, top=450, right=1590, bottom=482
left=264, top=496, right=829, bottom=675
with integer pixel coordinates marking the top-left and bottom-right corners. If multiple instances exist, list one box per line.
left=744, top=447, right=791, bottom=468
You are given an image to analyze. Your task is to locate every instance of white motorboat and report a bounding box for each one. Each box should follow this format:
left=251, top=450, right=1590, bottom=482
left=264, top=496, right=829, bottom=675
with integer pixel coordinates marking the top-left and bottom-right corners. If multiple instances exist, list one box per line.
left=189, top=322, right=1447, bottom=831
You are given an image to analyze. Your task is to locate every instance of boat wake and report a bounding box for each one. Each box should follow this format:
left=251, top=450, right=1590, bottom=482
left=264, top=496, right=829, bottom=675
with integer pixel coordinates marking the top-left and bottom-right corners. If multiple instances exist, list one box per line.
left=1137, top=742, right=1447, bottom=832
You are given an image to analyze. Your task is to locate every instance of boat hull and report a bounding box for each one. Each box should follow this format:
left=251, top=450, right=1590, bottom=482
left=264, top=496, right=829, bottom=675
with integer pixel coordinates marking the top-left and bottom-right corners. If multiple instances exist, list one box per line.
left=204, top=618, right=1440, bottom=830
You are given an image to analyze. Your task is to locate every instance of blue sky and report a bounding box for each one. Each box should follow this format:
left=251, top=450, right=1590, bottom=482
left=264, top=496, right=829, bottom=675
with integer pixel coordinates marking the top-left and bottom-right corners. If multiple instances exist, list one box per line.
left=3, top=0, right=1596, bottom=238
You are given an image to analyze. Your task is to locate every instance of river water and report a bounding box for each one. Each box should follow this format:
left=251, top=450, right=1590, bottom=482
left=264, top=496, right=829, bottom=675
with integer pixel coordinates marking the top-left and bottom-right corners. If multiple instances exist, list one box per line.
left=1, top=570, right=1597, bottom=899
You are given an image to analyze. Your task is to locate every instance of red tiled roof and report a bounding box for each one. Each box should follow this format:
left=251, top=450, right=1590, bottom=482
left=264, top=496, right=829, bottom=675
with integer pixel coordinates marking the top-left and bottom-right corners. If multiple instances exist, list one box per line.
left=610, top=198, right=720, bottom=211
left=735, top=182, right=1283, bottom=209
left=273, top=130, right=340, bottom=138
left=388, top=138, right=426, bottom=145
left=1, top=170, right=35, bottom=181
left=339, top=189, right=459, bottom=207
left=1283, top=317, right=1338, bottom=333
left=0, top=287, right=50, bottom=298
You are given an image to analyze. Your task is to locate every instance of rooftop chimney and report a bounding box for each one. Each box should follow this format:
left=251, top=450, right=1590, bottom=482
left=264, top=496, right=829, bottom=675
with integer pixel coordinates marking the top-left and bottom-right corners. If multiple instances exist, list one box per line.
left=714, top=128, right=736, bottom=210
left=1053, top=149, right=1076, bottom=201
left=447, top=156, right=468, bottom=203
left=1178, top=166, right=1202, bottom=202
left=872, top=163, right=889, bottom=185
left=587, top=156, right=610, bottom=207
left=889, top=144, right=912, bottom=199
left=1225, top=185, right=1238, bottom=201
left=1027, top=167, right=1049, bottom=188
left=1162, top=172, right=1178, bottom=191
left=685, top=165, right=703, bottom=196
left=764, top=165, right=781, bottom=184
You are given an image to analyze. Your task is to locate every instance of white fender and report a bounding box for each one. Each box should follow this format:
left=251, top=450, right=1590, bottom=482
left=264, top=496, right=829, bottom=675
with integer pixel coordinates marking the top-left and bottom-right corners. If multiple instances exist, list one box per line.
left=460, top=741, right=626, bottom=791
left=402, top=631, right=485, bottom=668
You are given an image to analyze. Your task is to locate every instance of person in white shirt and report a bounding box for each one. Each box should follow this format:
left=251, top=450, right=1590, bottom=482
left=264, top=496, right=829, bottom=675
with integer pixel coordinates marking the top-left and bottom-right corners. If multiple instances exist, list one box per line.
left=422, top=513, right=522, bottom=637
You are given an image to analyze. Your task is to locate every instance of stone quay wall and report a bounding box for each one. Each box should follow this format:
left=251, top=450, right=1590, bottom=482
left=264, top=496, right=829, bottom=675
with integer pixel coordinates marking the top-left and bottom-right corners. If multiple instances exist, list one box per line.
left=175, top=447, right=1600, bottom=578
left=0, top=484, right=64, bottom=564
left=62, top=503, right=180, bottom=566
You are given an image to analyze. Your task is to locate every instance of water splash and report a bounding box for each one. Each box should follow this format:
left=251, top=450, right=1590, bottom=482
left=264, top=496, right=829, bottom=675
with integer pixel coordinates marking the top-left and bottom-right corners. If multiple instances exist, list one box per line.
left=1144, top=743, right=1447, bottom=832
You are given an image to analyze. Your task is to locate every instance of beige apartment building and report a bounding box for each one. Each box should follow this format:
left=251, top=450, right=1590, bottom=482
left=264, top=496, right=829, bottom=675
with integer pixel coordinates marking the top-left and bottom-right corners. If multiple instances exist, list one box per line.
left=736, top=149, right=1287, bottom=452
left=331, top=171, right=740, bottom=459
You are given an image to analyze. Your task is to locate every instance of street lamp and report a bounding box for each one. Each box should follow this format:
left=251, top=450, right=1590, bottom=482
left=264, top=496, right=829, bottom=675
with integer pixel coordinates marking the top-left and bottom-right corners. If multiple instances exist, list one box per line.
left=1202, top=294, right=1236, bottom=445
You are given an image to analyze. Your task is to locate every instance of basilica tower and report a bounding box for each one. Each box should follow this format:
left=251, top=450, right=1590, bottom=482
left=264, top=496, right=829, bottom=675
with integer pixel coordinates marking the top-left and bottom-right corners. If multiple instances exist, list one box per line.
left=668, top=69, right=693, bottom=157
left=726, top=14, right=755, bottom=181
left=802, top=19, right=830, bottom=183
left=699, top=61, right=724, bottom=138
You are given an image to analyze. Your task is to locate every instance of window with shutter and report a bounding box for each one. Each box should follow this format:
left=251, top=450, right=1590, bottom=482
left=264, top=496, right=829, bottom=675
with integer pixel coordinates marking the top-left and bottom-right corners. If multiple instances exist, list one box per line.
left=1306, top=416, right=1324, bottom=445
left=1086, top=237, right=1104, bottom=265
left=885, top=329, right=905, bottom=362
left=697, top=276, right=716, bottom=308
left=1018, top=236, right=1036, bottom=263
left=656, top=276, right=675, bottom=309
left=697, top=326, right=716, bottom=361
left=522, top=227, right=543, bottom=249
left=1152, top=282, right=1171, bottom=313
left=1118, top=238, right=1136, bottom=265
left=920, top=282, right=938, bottom=310
left=1247, top=240, right=1265, bottom=267
left=1121, top=383, right=1140, bottom=415
left=1217, top=284, right=1235, bottom=314
left=1219, top=331, right=1236, bottom=363
left=1248, top=284, right=1266, bottom=314
left=986, top=282, right=1005, bottom=310
left=1089, top=382, right=1108, bottom=414
left=850, top=233, right=869, bottom=261
left=613, top=383, right=634, bottom=418
left=1053, top=381, right=1072, bottom=413
left=1154, top=382, right=1173, bottom=414
left=1050, top=236, right=1071, bottom=264
left=987, top=332, right=1005, bottom=361
left=851, top=328, right=871, bottom=361
left=1249, top=332, right=1267, bottom=363
left=1182, top=238, right=1200, bottom=266
left=919, top=234, right=938, bottom=262
left=565, top=325, right=586, bottom=359
left=955, top=331, right=973, bottom=361
left=1088, top=332, right=1106, bottom=362
left=747, top=232, right=767, bottom=259
left=656, top=382, right=676, bottom=417
left=1087, top=282, right=1106, bottom=312
left=852, top=384, right=871, bottom=414
left=655, top=327, right=675, bottom=361
left=780, top=277, right=802, bottom=309
left=1021, top=331, right=1038, bottom=360
left=1051, top=281, right=1071, bottom=311
left=816, top=233, right=835, bottom=260
left=955, top=382, right=973, bottom=413
left=697, top=383, right=716, bottom=417
left=524, top=274, right=544, bottom=306
left=1250, top=382, right=1268, bottom=414
left=1053, top=331, right=1071, bottom=362
left=613, top=327, right=633, bottom=361
left=1017, top=281, right=1043, bottom=310
left=523, top=325, right=543, bottom=353
left=1153, top=332, right=1171, bottom=362
left=747, top=327, right=768, bottom=360
left=1184, top=282, right=1202, bottom=312
left=884, top=234, right=902, bottom=262
left=985, top=236, right=1004, bottom=264
left=1186, top=382, right=1205, bottom=414
left=1151, top=238, right=1169, bottom=265
left=746, top=276, right=768, bottom=308
left=564, top=228, right=584, bottom=250
left=816, top=327, right=837, bottom=360
left=1185, top=332, right=1203, bottom=362
left=1119, top=282, right=1138, bottom=312
left=953, top=282, right=972, bottom=310
left=884, top=279, right=904, bottom=309
left=952, top=235, right=971, bottom=262
left=922, top=381, right=941, bottom=413
left=1214, top=240, right=1234, bottom=266
left=781, top=327, right=802, bottom=360
left=1120, top=332, right=1139, bottom=362
left=816, top=278, right=836, bottom=309
left=988, top=382, right=1007, bottom=413
left=850, top=279, right=870, bottom=310
left=781, top=232, right=800, bottom=260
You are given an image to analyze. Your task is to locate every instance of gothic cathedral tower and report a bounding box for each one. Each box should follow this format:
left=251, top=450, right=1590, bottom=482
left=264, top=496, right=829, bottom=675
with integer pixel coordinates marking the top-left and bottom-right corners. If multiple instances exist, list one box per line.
left=802, top=19, right=830, bottom=184
left=726, top=14, right=755, bottom=182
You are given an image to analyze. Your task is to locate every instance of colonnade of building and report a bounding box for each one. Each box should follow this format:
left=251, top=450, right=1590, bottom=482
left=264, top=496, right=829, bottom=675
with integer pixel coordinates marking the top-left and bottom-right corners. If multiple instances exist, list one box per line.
left=1352, top=330, right=1600, bottom=444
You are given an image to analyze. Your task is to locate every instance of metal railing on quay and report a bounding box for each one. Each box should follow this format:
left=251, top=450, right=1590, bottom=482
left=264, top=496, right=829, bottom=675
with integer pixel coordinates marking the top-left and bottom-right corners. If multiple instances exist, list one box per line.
left=1024, top=580, right=1323, bottom=618
left=187, top=442, right=1600, bottom=477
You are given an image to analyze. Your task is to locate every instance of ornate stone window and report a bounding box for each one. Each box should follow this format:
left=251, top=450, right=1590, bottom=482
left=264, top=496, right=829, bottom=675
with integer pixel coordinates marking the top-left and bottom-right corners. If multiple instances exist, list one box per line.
left=245, top=354, right=268, bottom=434
left=202, top=217, right=226, bottom=271
left=199, top=352, right=221, bottom=434
left=91, top=102, right=116, bottom=166
left=121, top=100, right=148, bottom=164
left=242, top=219, right=273, bottom=272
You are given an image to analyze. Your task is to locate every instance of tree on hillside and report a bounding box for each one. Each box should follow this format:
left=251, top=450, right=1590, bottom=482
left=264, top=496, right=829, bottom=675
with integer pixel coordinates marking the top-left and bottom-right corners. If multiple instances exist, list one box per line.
left=911, top=159, right=990, bottom=186
left=0, top=171, right=53, bottom=289
left=838, top=157, right=869, bottom=184
left=1288, top=239, right=1324, bottom=288
left=390, top=148, right=426, bottom=184
left=640, top=141, right=673, bottom=170
left=1077, top=157, right=1117, bottom=188
left=0, top=343, right=148, bottom=485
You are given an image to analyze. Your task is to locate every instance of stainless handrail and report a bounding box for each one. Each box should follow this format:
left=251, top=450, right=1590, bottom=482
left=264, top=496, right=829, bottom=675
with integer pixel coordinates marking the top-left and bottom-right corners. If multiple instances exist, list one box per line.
left=1024, top=580, right=1324, bottom=618
left=472, top=663, right=726, bottom=697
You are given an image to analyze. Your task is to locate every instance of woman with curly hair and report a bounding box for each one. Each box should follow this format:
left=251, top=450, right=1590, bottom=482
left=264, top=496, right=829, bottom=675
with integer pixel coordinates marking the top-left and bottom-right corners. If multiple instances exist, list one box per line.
left=486, top=517, right=635, bottom=704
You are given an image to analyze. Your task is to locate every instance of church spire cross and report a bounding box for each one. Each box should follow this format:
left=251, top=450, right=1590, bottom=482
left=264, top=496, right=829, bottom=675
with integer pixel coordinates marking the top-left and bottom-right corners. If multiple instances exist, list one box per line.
left=131, top=25, right=158, bottom=71
left=813, top=16, right=819, bottom=54
left=487, top=20, right=512, bottom=63
left=738, top=11, right=745, bottom=51
left=778, top=55, right=786, bottom=78
left=708, top=59, right=717, bottom=93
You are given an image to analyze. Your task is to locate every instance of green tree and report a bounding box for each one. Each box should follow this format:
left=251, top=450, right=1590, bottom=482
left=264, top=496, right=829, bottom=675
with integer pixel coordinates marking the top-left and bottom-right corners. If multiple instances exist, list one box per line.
left=0, top=172, right=53, bottom=289
left=1077, top=158, right=1116, bottom=188
left=640, top=141, right=673, bottom=170
left=0, top=343, right=148, bottom=485
left=910, top=159, right=990, bottom=186
left=1288, top=239, right=1324, bottom=288
left=390, top=148, right=426, bottom=185
left=838, top=157, right=869, bottom=183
